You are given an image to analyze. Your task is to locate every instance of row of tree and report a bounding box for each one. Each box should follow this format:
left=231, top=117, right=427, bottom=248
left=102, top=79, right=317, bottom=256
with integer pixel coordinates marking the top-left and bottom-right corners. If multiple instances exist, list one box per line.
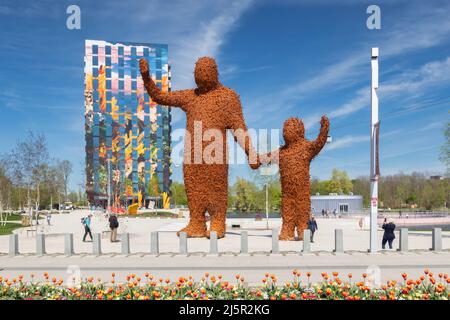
left=0, top=131, right=79, bottom=212
left=351, top=173, right=449, bottom=210
left=170, top=168, right=449, bottom=212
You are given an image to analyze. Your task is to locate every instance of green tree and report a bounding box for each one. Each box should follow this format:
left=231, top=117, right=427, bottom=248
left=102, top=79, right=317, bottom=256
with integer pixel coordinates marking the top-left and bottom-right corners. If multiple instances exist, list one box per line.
left=170, top=182, right=187, bottom=206
left=330, top=169, right=353, bottom=194
left=147, top=174, right=160, bottom=197
left=231, top=177, right=259, bottom=212
left=440, top=121, right=450, bottom=175
left=352, top=177, right=370, bottom=207
left=326, top=180, right=341, bottom=194
left=57, top=160, right=73, bottom=202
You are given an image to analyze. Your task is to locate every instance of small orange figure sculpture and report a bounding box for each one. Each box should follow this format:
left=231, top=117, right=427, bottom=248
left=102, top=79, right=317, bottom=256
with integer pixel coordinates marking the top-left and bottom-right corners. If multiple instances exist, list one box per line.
left=263, top=116, right=329, bottom=240
left=140, top=57, right=259, bottom=239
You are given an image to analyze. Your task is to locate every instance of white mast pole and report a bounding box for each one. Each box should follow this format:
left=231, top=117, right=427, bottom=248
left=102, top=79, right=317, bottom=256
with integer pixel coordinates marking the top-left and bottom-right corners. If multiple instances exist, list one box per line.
left=370, top=47, right=379, bottom=254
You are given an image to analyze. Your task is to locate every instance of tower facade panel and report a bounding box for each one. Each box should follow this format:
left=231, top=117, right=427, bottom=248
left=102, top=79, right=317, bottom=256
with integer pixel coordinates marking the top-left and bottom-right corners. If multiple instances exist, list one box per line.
left=84, top=40, right=171, bottom=206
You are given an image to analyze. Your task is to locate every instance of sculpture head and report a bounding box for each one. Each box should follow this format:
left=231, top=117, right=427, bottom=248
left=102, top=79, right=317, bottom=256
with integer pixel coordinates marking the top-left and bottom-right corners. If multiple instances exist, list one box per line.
left=283, top=117, right=304, bottom=145
left=194, top=57, right=219, bottom=92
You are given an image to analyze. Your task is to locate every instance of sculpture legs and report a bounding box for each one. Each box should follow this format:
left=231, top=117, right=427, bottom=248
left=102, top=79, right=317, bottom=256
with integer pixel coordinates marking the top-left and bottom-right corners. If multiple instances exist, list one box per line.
left=279, top=197, right=296, bottom=241
left=295, top=202, right=311, bottom=241
left=207, top=201, right=227, bottom=239
left=279, top=196, right=310, bottom=241
left=177, top=202, right=207, bottom=238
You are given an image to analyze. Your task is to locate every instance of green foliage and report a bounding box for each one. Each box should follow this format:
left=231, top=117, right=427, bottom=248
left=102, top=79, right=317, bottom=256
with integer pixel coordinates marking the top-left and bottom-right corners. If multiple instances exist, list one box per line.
left=231, top=177, right=258, bottom=212
left=310, top=169, right=353, bottom=195
left=0, top=133, right=75, bottom=210
left=439, top=121, right=450, bottom=174
left=228, top=176, right=281, bottom=213
left=330, top=169, right=353, bottom=194
left=0, top=271, right=448, bottom=300
left=352, top=172, right=449, bottom=210
left=170, top=182, right=187, bottom=206
left=0, top=223, right=23, bottom=235
left=147, top=175, right=160, bottom=197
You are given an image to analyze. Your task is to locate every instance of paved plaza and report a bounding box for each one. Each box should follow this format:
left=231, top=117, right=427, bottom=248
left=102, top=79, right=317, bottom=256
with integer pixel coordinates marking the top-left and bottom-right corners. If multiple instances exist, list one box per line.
left=1, top=210, right=449, bottom=285
left=0, top=210, right=449, bottom=254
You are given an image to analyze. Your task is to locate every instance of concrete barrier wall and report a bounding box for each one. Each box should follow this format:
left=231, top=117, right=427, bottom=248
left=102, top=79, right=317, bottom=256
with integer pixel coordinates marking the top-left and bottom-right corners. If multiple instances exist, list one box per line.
left=4, top=228, right=446, bottom=256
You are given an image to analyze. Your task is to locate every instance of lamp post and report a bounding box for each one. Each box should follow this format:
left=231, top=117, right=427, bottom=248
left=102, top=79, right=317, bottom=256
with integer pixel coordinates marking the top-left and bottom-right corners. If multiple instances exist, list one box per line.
left=260, top=166, right=274, bottom=230
left=265, top=182, right=269, bottom=229
left=370, top=47, right=380, bottom=254
left=107, top=158, right=111, bottom=214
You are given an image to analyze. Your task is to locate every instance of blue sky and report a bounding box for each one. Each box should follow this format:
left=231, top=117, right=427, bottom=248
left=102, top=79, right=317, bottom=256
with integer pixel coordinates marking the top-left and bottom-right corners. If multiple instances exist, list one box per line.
left=0, top=0, right=449, bottom=191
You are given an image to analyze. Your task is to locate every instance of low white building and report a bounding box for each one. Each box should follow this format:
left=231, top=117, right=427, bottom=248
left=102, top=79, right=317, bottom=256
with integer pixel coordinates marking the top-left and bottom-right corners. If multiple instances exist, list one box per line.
left=311, top=193, right=363, bottom=214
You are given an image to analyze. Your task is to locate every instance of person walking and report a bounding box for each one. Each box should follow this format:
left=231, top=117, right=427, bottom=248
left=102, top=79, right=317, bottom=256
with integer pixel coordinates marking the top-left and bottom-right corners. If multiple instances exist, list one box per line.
left=82, top=214, right=93, bottom=242
left=46, top=212, right=52, bottom=226
left=108, top=213, right=119, bottom=242
left=307, top=216, right=318, bottom=243
left=382, top=218, right=396, bottom=249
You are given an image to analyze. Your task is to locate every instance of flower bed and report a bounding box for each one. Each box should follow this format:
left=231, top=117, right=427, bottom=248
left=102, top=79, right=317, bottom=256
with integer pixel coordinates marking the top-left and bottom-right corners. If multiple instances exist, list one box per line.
left=0, top=270, right=448, bottom=300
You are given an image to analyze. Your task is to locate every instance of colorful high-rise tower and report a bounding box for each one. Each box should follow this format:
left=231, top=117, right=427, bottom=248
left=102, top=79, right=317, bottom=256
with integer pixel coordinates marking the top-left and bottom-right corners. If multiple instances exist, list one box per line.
left=84, top=40, right=171, bottom=208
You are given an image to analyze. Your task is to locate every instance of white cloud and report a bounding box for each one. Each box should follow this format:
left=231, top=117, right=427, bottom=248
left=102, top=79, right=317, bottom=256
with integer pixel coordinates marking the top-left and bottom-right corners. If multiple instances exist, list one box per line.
left=101, top=0, right=254, bottom=90
left=309, top=55, right=450, bottom=130
left=172, top=0, right=254, bottom=88
left=381, top=57, right=450, bottom=97
left=325, top=135, right=369, bottom=151
left=416, top=120, right=446, bottom=133
left=325, top=129, right=402, bottom=151
left=247, top=2, right=450, bottom=125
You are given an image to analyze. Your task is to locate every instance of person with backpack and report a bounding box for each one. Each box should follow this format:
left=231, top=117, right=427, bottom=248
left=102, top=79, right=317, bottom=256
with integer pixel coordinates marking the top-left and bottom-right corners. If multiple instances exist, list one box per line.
left=108, top=213, right=119, bottom=242
left=82, top=214, right=93, bottom=242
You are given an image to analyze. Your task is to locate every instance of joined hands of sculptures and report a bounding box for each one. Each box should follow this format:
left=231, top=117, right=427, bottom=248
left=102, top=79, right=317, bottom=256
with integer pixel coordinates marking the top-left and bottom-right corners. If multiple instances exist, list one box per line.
left=140, top=57, right=329, bottom=241
left=140, top=57, right=260, bottom=239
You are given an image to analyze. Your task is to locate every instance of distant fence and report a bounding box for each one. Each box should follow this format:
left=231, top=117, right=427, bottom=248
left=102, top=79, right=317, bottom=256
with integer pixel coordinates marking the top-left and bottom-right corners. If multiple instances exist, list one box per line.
left=226, top=211, right=450, bottom=219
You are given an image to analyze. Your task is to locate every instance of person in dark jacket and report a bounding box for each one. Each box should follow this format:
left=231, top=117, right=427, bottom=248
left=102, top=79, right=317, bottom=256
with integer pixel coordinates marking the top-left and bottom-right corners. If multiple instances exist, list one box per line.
left=307, top=216, right=318, bottom=243
left=108, top=214, right=119, bottom=242
left=382, top=218, right=396, bottom=249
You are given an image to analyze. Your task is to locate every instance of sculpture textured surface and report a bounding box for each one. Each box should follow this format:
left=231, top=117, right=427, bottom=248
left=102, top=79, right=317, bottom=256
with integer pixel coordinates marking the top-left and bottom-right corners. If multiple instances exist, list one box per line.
left=264, top=116, right=329, bottom=240
left=140, top=57, right=259, bottom=238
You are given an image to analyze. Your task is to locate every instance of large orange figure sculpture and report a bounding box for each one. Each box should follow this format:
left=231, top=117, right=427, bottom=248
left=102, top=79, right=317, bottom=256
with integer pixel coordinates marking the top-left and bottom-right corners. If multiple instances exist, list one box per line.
left=263, top=116, right=329, bottom=240
left=140, top=57, right=259, bottom=238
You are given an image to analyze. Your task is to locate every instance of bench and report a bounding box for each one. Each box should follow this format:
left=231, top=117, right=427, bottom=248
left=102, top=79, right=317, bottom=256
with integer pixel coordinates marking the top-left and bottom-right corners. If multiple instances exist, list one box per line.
left=26, top=229, right=37, bottom=237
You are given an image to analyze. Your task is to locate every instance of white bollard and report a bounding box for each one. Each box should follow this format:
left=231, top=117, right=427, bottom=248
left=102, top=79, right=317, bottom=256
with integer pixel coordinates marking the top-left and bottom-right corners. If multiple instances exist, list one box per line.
left=150, top=232, right=159, bottom=254
left=64, top=233, right=74, bottom=256
left=398, top=228, right=408, bottom=252
left=9, top=234, right=19, bottom=256
left=121, top=233, right=130, bottom=255
left=271, top=228, right=279, bottom=254
left=432, top=228, right=442, bottom=251
left=179, top=232, right=187, bottom=254
left=240, top=231, right=248, bottom=254
left=303, top=230, right=311, bottom=253
left=93, top=233, right=102, bottom=255
left=209, top=231, right=218, bottom=254
left=36, top=234, right=46, bottom=256
left=334, top=229, right=344, bottom=253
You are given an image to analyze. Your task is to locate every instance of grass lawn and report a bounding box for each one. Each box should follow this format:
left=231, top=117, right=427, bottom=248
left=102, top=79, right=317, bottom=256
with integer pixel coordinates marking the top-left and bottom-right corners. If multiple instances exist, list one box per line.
left=0, top=223, right=23, bottom=235
left=123, top=211, right=177, bottom=218
left=1, top=214, right=44, bottom=221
